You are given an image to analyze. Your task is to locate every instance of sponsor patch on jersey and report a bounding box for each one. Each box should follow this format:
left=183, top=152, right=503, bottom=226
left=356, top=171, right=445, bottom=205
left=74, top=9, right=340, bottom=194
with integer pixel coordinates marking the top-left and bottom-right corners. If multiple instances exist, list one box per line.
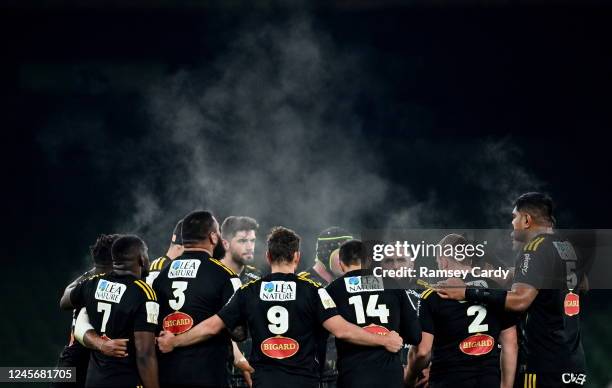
left=520, top=254, right=531, bottom=275
left=231, top=277, right=242, bottom=291
left=95, top=280, right=127, bottom=303
left=553, top=241, right=578, bottom=261
left=318, top=288, right=336, bottom=309
left=163, top=311, right=194, bottom=334
left=564, top=292, right=580, bottom=316
left=363, top=324, right=390, bottom=335
left=344, top=275, right=384, bottom=293
left=459, top=333, right=495, bottom=356
left=145, top=301, right=159, bottom=324
left=168, top=259, right=201, bottom=279
left=260, top=281, right=296, bottom=301
left=260, top=336, right=300, bottom=359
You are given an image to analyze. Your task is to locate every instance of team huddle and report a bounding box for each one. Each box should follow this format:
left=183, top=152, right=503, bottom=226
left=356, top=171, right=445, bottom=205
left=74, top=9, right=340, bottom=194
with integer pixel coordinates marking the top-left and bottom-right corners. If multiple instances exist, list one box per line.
left=54, top=192, right=588, bottom=388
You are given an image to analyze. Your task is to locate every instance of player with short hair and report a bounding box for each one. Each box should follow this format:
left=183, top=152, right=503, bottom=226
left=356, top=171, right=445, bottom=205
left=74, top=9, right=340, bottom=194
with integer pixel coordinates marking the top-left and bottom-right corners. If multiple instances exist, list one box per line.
left=146, top=219, right=184, bottom=286
left=326, top=239, right=421, bottom=388
left=60, top=235, right=160, bottom=388
left=438, top=193, right=587, bottom=387
left=157, top=226, right=404, bottom=388
left=153, top=210, right=242, bottom=388
left=54, top=234, right=121, bottom=388
left=406, top=234, right=518, bottom=388
left=220, top=216, right=261, bottom=284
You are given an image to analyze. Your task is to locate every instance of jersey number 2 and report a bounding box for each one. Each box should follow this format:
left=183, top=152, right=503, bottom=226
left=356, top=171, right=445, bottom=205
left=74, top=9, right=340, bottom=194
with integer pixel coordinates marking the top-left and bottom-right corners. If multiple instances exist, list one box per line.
left=466, top=305, right=488, bottom=333
left=348, top=295, right=389, bottom=324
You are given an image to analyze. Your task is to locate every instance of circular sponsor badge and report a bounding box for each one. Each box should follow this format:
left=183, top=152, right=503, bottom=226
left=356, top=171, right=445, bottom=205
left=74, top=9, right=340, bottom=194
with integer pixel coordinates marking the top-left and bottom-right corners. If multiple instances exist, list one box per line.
left=260, top=336, right=300, bottom=359
left=459, top=334, right=495, bottom=356
left=564, top=292, right=580, bottom=316
left=162, top=311, right=194, bottom=334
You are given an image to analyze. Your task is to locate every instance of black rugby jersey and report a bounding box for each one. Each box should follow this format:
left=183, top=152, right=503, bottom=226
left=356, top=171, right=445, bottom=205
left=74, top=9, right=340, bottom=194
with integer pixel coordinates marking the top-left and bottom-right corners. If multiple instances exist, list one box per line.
left=418, top=277, right=516, bottom=383
left=218, top=272, right=339, bottom=385
left=70, top=272, right=159, bottom=388
left=153, top=250, right=241, bottom=386
left=326, top=269, right=421, bottom=388
left=513, top=233, right=586, bottom=373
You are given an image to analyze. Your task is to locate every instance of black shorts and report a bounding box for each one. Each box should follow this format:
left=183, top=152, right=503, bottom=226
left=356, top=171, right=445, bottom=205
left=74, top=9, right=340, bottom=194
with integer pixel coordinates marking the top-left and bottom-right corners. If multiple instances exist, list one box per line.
left=337, top=367, right=403, bottom=388
left=520, top=371, right=588, bottom=388
left=251, top=369, right=318, bottom=388
left=431, top=373, right=500, bottom=388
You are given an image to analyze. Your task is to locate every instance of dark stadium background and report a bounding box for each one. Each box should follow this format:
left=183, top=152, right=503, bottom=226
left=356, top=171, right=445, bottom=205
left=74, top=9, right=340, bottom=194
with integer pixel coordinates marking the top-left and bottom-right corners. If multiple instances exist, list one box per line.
left=3, top=1, right=612, bottom=386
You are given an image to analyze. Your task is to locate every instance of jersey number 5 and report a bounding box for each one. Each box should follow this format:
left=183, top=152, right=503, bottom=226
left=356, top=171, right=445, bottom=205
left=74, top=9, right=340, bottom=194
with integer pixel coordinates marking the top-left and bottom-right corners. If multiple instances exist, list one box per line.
left=169, top=281, right=188, bottom=310
left=348, top=294, right=390, bottom=324
left=466, top=305, right=488, bottom=333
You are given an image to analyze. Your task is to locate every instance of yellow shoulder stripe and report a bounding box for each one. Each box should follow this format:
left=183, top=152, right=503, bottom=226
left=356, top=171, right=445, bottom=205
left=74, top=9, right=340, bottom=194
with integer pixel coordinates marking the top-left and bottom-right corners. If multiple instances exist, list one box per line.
left=134, top=280, right=157, bottom=301
left=524, top=237, right=545, bottom=252
left=297, top=271, right=309, bottom=277
left=209, top=258, right=237, bottom=276
left=421, top=288, right=435, bottom=299
left=297, top=274, right=321, bottom=288
left=149, top=258, right=159, bottom=271
left=156, top=258, right=166, bottom=271
left=241, top=279, right=258, bottom=289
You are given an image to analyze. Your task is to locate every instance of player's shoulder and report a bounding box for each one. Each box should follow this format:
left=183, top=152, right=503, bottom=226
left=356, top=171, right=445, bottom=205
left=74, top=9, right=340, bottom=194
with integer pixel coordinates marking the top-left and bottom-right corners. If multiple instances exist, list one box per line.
left=131, top=278, right=158, bottom=302
left=240, top=277, right=261, bottom=291
left=207, top=257, right=239, bottom=278
left=523, top=234, right=553, bottom=253
left=149, top=256, right=171, bottom=272
left=420, top=287, right=437, bottom=301
left=296, top=271, right=323, bottom=288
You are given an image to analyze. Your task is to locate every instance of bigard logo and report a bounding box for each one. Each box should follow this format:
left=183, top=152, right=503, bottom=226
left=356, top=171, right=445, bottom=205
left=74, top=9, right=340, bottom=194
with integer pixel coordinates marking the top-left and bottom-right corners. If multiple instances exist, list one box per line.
left=260, top=336, right=299, bottom=359
left=163, top=311, right=194, bottom=334
left=459, top=333, right=495, bottom=356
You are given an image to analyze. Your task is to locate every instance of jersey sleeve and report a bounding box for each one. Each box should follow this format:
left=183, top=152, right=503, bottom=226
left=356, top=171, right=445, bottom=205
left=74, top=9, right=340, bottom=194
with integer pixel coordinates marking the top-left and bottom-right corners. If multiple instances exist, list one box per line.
left=133, top=299, right=160, bottom=332
left=513, top=239, right=555, bottom=289
left=417, top=290, right=436, bottom=335
left=314, top=287, right=339, bottom=324
left=500, top=310, right=519, bottom=330
left=217, top=287, right=246, bottom=330
left=221, top=275, right=242, bottom=305
left=398, top=290, right=422, bottom=345
left=69, top=278, right=91, bottom=308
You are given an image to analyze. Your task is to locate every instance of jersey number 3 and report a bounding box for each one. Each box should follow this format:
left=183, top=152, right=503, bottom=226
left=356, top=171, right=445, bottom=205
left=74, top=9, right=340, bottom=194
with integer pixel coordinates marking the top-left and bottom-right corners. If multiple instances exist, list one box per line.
left=348, top=295, right=390, bottom=324
left=169, top=281, right=188, bottom=310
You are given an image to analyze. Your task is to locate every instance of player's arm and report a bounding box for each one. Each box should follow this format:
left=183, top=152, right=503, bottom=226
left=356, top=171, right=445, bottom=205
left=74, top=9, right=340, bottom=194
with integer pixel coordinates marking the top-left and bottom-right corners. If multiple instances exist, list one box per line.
left=399, top=291, right=422, bottom=345
left=134, top=331, right=159, bottom=388
left=404, top=332, right=433, bottom=387
left=157, top=314, right=227, bottom=353
left=74, top=307, right=128, bottom=357
left=499, top=325, right=518, bottom=388
left=322, top=315, right=403, bottom=352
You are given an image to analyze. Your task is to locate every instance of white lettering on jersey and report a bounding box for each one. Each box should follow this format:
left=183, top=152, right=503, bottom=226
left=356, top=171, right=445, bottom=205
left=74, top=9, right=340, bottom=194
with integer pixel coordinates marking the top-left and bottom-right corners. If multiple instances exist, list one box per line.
left=95, top=280, right=127, bottom=303
left=168, top=259, right=201, bottom=279
left=260, top=281, right=296, bottom=301
left=344, top=275, right=384, bottom=293
left=146, top=301, right=159, bottom=324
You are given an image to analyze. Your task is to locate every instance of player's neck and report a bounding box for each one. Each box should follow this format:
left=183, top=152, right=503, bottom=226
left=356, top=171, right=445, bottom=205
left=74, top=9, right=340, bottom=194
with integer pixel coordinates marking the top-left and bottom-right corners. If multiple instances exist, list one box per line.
left=313, top=260, right=333, bottom=283
left=221, top=256, right=244, bottom=275
left=527, top=226, right=554, bottom=241
left=271, top=263, right=296, bottom=274
left=342, top=264, right=361, bottom=273
left=183, top=247, right=213, bottom=256
left=93, top=264, right=111, bottom=274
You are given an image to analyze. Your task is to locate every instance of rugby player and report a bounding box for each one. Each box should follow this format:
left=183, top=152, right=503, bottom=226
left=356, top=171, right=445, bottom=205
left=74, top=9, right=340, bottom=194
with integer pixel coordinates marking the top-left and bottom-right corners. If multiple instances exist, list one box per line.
left=157, top=226, right=404, bottom=388
left=146, top=219, right=184, bottom=286
left=298, top=227, right=354, bottom=287
left=326, top=239, right=422, bottom=388
left=438, top=193, right=587, bottom=387
left=220, top=216, right=262, bottom=284
left=406, top=234, right=518, bottom=388
left=220, top=216, right=262, bottom=387
left=153, top=210, right=242, bottom=388
left=54, top=233, right=120, bottom=388
left=60, top=235, right=160, bottom=388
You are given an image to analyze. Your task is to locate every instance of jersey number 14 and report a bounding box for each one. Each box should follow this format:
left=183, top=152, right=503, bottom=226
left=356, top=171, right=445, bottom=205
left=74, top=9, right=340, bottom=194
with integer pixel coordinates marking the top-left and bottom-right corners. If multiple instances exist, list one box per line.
left=348, top=295, right=390, bottom=324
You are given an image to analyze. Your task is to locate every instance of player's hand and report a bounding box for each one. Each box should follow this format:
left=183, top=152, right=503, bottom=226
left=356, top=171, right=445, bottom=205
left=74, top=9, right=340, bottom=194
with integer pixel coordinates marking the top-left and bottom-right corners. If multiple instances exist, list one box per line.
left=99, top=337, right=129, bottom=357
left=415, top=366, right=430, bottom=388
left=436, top=277, right=466, bottom=300
left=156, top=330, right=176, bottom=353
left=384, top=330, right=403, bottom=353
